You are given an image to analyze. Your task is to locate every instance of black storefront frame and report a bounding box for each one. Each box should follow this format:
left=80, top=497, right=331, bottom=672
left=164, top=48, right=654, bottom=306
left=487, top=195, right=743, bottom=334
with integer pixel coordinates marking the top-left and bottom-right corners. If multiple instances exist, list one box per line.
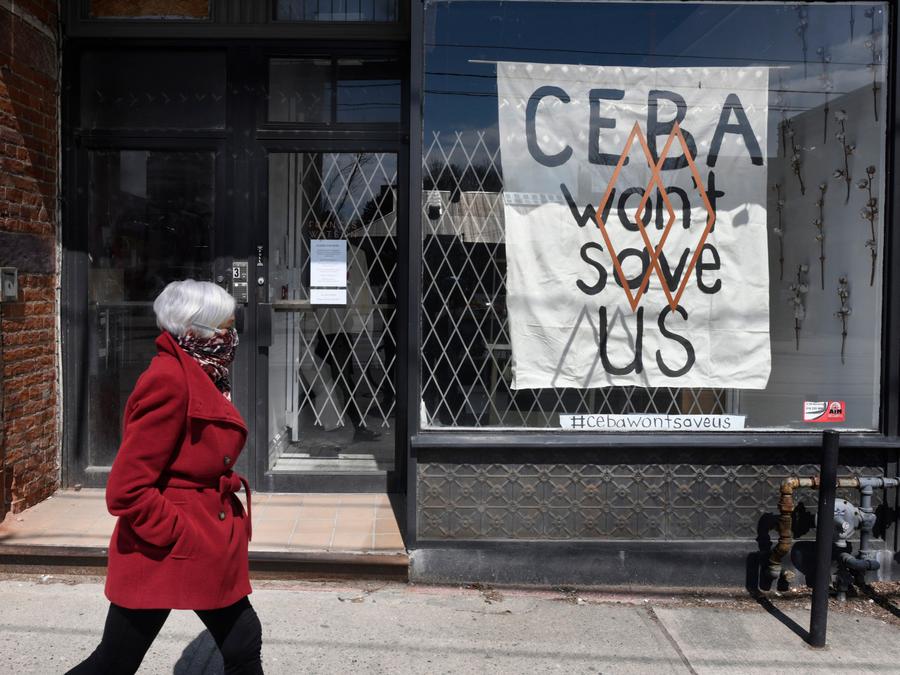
left=64, top=0, right=410, bottom=41
left=61, top=38, right=411, bottom=495
left=57, top=1, right=900, bottom=565
left=404, top=0, right=900, bottom=559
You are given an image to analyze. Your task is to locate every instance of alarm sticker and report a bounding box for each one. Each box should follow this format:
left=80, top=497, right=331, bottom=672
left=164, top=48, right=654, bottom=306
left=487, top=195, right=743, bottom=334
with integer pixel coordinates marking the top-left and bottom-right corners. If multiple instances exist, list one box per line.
left=803, top=401, right=846, bottom=423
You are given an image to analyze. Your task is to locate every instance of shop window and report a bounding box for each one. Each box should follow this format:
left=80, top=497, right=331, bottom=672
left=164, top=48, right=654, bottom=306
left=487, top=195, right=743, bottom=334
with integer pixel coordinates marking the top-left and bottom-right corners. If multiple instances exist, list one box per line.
left=268, top=58, right=333, bottom=124
left=276, top=0, right=397, bottom=22
left=420, top=1, right=889, bottom=431
left=269, top=57, right=401, bottom=124
left=89, top=0, right=210, bottom=19
left=337, top=58, right=402, bottom=123
left=80, top=50, right=226, bottom=130
left=86, top=151, right=215, bottom=466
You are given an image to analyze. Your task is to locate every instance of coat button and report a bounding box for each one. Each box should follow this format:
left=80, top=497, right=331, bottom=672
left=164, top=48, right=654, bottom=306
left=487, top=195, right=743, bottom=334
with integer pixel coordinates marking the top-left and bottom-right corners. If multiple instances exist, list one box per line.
left=223, top=456, right=232, bottom=466
left=218, top=511, right=226, bottom=521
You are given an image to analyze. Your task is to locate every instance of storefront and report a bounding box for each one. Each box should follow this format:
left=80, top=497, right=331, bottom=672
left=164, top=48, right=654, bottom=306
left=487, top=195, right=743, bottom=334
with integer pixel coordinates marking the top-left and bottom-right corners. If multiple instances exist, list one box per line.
left=55, top=1, right=900, bottom=585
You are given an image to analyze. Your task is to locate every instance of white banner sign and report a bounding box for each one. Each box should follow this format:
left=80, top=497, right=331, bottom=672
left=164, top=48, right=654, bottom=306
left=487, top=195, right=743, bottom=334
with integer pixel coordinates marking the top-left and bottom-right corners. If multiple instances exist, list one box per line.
left=497, top=63, right=771, bottom=389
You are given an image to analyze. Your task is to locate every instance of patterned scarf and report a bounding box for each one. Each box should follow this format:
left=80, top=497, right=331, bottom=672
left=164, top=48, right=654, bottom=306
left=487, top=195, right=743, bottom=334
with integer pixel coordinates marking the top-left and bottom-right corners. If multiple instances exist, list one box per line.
left=175, top=328, right=239, bottom=400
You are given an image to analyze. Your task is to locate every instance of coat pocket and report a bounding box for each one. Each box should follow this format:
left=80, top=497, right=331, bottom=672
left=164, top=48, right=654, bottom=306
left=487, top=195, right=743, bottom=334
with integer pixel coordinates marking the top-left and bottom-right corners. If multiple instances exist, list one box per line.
left=170, top=516, right=196, bottom=560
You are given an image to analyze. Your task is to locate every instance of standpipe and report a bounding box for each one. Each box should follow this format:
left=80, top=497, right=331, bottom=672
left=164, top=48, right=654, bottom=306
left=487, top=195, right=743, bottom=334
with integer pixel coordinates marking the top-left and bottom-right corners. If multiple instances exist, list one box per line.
left=767, top=476, right=860, bottom=580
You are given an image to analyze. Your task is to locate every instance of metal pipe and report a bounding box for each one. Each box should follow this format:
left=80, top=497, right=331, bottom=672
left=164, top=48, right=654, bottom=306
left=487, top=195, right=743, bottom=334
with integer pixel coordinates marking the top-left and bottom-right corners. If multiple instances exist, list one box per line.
left=810, top=429, right=840, bottom=648
left=858, top=483, right=875, bottom=563
left=839, top=551, right=880, bottom=572
left=767, top=476, right=859, bottom=580
left=767, top=476, right=814, bottom=580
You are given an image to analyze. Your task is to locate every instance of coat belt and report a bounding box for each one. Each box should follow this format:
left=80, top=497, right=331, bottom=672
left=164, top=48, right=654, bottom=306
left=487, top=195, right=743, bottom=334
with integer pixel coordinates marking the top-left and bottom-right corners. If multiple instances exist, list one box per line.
left=161, top=471, right=252, bottom=541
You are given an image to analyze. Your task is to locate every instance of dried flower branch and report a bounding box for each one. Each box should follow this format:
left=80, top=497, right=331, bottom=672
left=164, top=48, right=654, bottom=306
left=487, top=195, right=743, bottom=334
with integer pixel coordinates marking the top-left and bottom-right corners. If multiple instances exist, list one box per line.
left=832, top=110, right=854, bottom=204
left=813, top=182, right=827, bottom=290
left=858, top=165, right=879, bottom=286
left=850, top=5, right=856, bottom=42
left=796, top=6, right=809, bottom=79
left=817, top=47, right=832, bottom=144
left=865, top=7, right=883, bottom=122
left=835, top=276, right=851, bottom=364
left=772, top=183, right=785, bottom=280
left=775, top=80, right=789, bottom=158
left=787, top=121, right=805, bottom=195
left=789, top=264, right=810, bottom=351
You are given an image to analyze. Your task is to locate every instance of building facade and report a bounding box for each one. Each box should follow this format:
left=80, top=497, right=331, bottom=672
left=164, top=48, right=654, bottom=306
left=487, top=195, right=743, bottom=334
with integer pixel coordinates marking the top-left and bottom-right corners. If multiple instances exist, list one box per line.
left=1, top=0, right=898, bottom=586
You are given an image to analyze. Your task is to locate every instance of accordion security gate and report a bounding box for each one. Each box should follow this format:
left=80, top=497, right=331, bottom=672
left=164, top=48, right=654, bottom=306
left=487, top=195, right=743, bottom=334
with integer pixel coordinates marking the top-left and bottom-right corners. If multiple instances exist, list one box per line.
left=266, top=152, right=399, bottom=475
left=420, top=130, right=731, bottom=430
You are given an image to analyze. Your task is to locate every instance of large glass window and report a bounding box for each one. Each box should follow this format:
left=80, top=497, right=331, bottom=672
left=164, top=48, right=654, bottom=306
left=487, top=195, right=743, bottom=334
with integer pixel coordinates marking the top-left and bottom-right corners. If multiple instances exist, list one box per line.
left=268, top=57, right=402, bottom=124
left=420, top=1, right=889, bottom=431
left=277, top=0, right=397, bottom=22
left=80, top=51, right=226, bottom=130
left=86, top=151, right=215, bottom=465
left=89, top=1, right=210, bottom=19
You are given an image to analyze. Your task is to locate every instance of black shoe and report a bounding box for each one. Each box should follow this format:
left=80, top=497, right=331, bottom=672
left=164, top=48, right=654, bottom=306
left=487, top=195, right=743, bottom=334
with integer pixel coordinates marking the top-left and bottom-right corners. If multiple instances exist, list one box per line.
left=353, top=427, right=381, bottom=442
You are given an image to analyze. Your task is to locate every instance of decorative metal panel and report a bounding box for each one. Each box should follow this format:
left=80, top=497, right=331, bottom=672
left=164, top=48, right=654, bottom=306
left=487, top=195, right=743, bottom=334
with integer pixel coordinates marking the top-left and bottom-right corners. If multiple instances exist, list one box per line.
left=417, top=460, right=885, bottom=540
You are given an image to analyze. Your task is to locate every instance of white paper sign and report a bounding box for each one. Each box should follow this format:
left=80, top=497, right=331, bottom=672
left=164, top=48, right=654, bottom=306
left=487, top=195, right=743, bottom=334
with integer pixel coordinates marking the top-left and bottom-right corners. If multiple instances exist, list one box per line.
left=310, top=287, right=347, bottom=305
left=559, top=413, right=746, bottom=432
left=310, top=240, right=347, bottom=305
left=497, top=62, right=771, bottom=390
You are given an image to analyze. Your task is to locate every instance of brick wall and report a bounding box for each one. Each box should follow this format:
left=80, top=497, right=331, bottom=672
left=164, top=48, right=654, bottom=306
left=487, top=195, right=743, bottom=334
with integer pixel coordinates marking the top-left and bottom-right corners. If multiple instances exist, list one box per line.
left=0, top=1, right=59, bottom=514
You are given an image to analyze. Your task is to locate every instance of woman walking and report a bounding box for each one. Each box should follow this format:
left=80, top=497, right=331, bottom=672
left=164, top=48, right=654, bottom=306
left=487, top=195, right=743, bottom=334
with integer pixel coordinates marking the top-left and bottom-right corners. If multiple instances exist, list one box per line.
left=67, top=280, right=263, bottom=674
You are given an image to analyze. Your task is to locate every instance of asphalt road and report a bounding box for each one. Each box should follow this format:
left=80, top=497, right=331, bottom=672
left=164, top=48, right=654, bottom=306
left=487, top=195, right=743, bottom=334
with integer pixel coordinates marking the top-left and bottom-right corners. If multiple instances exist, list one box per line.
left=2, top=575, right=900, bottom=674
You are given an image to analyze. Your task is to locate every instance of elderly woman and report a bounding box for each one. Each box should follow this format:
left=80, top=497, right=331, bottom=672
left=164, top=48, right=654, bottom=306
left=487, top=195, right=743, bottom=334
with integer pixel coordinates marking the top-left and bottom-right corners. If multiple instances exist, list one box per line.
left=67, top=280, right=263, bottom=675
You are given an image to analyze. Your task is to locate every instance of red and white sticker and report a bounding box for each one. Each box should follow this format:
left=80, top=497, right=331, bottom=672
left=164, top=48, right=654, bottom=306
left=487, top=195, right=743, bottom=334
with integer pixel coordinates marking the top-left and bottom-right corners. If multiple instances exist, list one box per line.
left=803, top=401, right=846, bottom=423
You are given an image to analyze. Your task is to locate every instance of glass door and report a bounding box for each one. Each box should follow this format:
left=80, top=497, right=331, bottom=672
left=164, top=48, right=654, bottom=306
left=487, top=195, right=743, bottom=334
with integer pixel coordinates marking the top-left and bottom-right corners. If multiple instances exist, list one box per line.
left=260, top=150, right=399, bottom=489
left=76, top=147, right=223, bottom=483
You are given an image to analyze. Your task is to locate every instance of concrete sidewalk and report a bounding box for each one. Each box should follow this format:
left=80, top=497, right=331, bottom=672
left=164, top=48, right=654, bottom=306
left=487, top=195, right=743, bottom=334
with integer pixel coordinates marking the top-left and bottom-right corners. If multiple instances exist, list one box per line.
left=3, top=577, right=900, bottom=674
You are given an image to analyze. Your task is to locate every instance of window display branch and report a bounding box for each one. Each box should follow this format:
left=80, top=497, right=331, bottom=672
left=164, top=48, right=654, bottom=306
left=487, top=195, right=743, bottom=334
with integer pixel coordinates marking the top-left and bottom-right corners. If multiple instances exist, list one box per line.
left=789, top=264, right=810, bottom=351
left=832, top=111, right=854, bottom=204
left=772, top=183, right=785, bottom=280
left=858, top=165, right=878, bottom=287
left=796, top=6, right=809, bottom=79
left=813, top=182, right=826, bottom=290
left=817, top=47, right=832, bottom=145
left=866, top=8, right=882, bottom=122
left=835, top=276, right=851, bottom=365
left=776, top=80, right=789, bottom=158
left=787, top=121, right=805, bottom=195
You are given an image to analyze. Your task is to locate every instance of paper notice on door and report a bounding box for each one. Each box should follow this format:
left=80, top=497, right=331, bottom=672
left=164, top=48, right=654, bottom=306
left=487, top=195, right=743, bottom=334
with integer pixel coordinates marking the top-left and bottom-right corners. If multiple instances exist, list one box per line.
left=310, top=240, right=347, bottom=305
left=310, top=287, right=347, bottom=304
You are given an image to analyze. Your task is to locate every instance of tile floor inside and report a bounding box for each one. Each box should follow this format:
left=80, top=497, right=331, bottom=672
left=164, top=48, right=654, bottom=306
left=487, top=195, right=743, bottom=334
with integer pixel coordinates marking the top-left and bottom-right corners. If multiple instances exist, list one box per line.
left=0, top=490, right=405, bottom=554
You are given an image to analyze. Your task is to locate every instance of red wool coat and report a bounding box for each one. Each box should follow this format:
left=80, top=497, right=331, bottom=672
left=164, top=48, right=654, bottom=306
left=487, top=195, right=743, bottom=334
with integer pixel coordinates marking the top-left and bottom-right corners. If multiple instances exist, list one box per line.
left=105, top=331, right=252, bottom=610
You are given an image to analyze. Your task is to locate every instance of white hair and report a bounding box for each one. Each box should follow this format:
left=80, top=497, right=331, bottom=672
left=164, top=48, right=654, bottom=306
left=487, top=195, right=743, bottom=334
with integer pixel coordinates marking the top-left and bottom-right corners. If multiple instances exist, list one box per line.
left=153, top=280, right=236, bottom=338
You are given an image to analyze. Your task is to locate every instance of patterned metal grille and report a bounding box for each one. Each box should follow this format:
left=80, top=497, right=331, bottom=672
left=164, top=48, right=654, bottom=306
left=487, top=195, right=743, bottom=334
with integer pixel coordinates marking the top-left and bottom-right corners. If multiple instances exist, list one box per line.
left=421, top=131, right=727, bottom=429
left=417, top=460, right=886, bottom=540
left=268, top=152, right=398, bottom=471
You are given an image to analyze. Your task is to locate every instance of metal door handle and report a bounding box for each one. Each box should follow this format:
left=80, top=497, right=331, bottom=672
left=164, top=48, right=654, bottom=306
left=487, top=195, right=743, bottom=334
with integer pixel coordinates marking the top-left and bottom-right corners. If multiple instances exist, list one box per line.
left=257, top=303, right=273, bottom=348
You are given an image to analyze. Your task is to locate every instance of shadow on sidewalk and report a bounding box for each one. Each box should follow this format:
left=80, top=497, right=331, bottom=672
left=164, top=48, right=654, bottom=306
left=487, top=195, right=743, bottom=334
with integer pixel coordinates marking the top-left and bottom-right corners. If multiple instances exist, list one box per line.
left=174, top=631, right=222, bottom=675
left=745, top=551, right=810, bottom=643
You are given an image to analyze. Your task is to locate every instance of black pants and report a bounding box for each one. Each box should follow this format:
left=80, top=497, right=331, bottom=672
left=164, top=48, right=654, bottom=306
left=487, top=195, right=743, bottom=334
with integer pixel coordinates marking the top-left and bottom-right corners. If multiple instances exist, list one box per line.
left=66, top=597, right=263, bottom=675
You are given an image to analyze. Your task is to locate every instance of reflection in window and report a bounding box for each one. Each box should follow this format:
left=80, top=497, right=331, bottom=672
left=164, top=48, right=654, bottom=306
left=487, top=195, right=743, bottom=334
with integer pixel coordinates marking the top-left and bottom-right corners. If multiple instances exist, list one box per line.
left=80, top=51, right=226, bottom=130
left=87, top=151, right=215, bottom=466
left=277, top=0, right=397, bottom=22
left=421, top=1, right=889, bottom=430
left=89, top=0, right=210, bottom=19
left=268, top=58, right=332, bottom=124
left=337, top=58, right=402, bottom=123
left=268, top=57, right=401, bottom=124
